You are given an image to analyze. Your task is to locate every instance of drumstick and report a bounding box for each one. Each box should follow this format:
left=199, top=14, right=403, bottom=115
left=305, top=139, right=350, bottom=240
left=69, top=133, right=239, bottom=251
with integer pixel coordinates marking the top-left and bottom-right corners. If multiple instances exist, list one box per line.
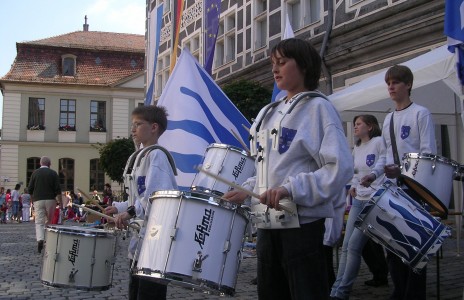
left=72, top=203, right=139, bottom=231
left=230, top=128, right=250, bottom=153
left=77, top=188, right=105, bottom=211
left=196, top=166, right=295, bottom=215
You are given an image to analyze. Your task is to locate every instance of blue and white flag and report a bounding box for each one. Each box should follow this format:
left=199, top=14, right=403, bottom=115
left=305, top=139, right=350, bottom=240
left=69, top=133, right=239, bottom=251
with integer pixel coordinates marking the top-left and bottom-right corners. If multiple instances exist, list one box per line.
left=271, top=14, right=295, bottom=102
left=444, top=0, right=464, bottom=85
left=158, top=49, right=251, bottom=190
left=145, top=3, right=163, bottom=105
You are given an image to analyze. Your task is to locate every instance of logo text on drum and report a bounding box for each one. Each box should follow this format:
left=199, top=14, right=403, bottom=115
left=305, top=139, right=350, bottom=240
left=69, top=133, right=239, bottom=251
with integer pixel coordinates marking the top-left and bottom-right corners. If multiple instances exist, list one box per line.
left=232, top=157, right=247, bottom=180
left=68, top=239, right=80, bottom=266
left=195, top=208, right=215, bottom=249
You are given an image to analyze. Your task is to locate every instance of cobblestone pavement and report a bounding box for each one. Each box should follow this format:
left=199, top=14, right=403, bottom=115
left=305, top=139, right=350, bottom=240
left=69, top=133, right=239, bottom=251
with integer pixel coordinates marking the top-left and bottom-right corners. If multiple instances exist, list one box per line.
left=0, top=220, right=463, bottom=299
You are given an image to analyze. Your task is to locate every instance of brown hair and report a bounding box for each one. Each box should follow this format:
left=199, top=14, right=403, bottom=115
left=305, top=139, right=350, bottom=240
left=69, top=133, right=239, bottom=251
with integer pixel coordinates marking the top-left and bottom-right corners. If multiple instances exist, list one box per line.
left=384, top=65, right=413, bottom=96
left=132, top=105, right=169, bottom=135
left=353, top=115, right=382, bottom=146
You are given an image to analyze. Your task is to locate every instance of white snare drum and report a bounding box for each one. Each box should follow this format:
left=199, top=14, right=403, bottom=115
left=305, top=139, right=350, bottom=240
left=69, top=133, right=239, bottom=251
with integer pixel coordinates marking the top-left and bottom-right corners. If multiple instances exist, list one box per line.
left=135, top=190, right=249, bottom=296
left=41, top=225, right=117, bottom=291
left=401, top=153, right=459, bottom=216
left=354, top=181, right=450, bottom=272
left=191, top=143, right=255, bottom=196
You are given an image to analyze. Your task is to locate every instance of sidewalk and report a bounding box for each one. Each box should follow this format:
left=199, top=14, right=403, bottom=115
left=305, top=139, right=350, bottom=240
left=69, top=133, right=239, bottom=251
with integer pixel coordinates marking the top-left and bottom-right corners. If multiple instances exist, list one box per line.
left=0, top=220, right=462, bottom=299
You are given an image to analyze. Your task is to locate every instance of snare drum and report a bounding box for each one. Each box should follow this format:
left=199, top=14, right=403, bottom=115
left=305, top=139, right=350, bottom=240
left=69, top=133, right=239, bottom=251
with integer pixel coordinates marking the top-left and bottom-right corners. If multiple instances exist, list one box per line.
left=134, top=190, right=249, bottom=296
left=41, top=225, right=117, bottom=291
left=191, top=143, right=255, bottom=196
left=354, top=181, right=450, bottom=272
left=401, top=153, right=459, bottom=216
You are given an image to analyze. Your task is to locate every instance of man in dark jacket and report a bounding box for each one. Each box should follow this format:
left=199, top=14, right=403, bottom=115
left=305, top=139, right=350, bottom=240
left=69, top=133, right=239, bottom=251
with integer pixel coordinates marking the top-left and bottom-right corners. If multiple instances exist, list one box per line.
left=28, top=156, right=62, bottom=253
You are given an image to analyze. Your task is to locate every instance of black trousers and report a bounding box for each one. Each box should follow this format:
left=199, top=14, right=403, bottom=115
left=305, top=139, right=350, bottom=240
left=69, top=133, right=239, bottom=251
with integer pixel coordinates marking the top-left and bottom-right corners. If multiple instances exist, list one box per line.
left=362, top=238, right=388, bottom=280
left=129, top=260, right=167, bottom=300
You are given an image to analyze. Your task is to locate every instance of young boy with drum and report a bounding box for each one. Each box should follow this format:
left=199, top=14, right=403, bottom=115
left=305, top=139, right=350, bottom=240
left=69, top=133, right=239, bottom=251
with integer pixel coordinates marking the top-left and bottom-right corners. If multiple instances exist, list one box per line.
left=105, top=105, right=177, bottom=300
left=223, top=38, right=353, bottom=300
left=363, top=64, right=436, bottom=300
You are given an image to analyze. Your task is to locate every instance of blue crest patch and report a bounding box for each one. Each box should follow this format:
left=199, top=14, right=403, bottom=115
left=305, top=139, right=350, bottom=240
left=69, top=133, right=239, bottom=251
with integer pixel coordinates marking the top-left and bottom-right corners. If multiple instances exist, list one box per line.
left=400, top=126, right=411, bottom=140
left=278, top=127, right=297, bottom=154
left=366, top=154, right=376, bottom=167
left=137, top=176, right=146, bottom=195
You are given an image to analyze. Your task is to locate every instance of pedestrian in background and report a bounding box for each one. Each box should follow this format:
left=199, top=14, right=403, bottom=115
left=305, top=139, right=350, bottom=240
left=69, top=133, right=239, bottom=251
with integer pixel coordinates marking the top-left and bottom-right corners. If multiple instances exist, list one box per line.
left=28, top=156, right=62, bottom=253
left=21, top=188, right=31, bottom=222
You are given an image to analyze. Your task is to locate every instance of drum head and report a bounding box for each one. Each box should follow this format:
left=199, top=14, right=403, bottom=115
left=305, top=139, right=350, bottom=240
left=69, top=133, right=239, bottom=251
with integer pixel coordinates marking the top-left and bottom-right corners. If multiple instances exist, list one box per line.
left=400, top=175, right=448, bottom=217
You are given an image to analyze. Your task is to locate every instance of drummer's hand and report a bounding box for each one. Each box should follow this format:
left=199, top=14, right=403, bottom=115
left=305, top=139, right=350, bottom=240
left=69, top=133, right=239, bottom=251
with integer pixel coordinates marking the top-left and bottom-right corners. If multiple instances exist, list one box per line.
left=222, top=190, right=248, bottom=204
left=260, top=186, right=289, bottom=211
left=349, top=187, right=357, bottom=198
left=384, top=164, right=401, bottom=179
left=360, top=174, right=376, bottom=187
left=104, top=206, right=118, bottom=215
left=114, top=212, right=130, bottom=229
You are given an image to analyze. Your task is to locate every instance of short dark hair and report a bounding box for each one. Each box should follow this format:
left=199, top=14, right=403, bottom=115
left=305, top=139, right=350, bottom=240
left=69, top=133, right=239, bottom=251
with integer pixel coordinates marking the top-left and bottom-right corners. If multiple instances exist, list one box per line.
left=271, top=38, right=322, bottom=90
left=384, top=65, right=414, bottom=95
left=132, top=105, right=169, bottom=135
left=353, top=115, right=382, bottom=146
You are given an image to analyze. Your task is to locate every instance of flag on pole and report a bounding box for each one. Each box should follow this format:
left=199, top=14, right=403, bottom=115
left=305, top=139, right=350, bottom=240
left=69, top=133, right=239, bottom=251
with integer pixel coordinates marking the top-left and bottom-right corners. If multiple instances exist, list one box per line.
left=271, top=14, right=295, bottom=102
left=145, top=3, right=163, bottom=106
left=203, top=0, right=221, bottom=75
left=170, top=0, right=185, bottom=74
left=158, top=49, right=251, bottom=189
left=444, top=0, right=464, bottom=85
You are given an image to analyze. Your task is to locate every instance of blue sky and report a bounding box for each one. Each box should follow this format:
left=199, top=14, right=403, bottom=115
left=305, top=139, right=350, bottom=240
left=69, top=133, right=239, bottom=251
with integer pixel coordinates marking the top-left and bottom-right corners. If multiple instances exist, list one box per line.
left=0, top=0, right=146, bottom=128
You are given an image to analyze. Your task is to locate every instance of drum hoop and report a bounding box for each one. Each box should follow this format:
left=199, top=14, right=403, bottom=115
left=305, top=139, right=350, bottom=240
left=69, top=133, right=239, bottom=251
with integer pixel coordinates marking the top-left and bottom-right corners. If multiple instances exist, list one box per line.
left=402, top=153, right=459, bottom=167
left=46, top=225, right=114, bottom=237
left=150, top=190, right=183, bottom=201
left=400, top=175, right=448, bottom=217
left=206, top=143, right=249, bottom=156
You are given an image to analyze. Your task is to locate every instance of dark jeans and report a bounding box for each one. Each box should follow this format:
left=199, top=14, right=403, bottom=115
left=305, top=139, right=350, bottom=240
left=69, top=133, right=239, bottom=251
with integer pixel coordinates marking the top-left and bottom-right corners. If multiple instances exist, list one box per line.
left=257, top=218, right=328, bottom=300
left=324, top=245, right=336, bottom=288
left=362, top=238, right=388, bottom=280
left=129, top=260, right=167, bottom=300
left=387, top=249, right=426, bottom=300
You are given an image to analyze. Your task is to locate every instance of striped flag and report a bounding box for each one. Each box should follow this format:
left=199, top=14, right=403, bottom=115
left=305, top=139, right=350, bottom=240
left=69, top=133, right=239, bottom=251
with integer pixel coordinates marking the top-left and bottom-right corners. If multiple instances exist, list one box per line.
left=170, top=0, right=185, bottom=73
left=145, top=3, right=163, bottom=106
left=444, top=0, right=464, bottom=85
left=271, top=14, right=295, bottom=102
left=203, top=0, right=221, bottom=75
left=158, top=49, right=251, bottom=189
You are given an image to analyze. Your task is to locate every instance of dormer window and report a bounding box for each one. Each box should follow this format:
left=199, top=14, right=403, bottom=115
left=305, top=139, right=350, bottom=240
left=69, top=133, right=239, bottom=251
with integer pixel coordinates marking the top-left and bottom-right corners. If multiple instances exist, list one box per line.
left=62, top=54, right=76, bottom=76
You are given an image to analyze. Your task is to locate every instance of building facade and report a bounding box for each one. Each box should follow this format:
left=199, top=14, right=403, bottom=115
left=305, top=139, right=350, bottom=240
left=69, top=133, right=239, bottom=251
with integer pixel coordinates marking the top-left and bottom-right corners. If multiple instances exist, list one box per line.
left=0, top=28, right=145, bottom=193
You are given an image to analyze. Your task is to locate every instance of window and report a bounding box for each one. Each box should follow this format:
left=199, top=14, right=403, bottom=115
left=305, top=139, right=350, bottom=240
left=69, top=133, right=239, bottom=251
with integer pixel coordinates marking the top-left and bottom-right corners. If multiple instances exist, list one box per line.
left=183, top=34, right=200, bottom=62
left=26, top=157, right=41, bottom=186
left=62, top=55, right=76, bottom=76
left=59, top=99, right=76, bottom=131
left=90, top=101, right=106, bottom=132
left=254, top=0, right=268, bottom=49
left=215, top=12, right=236, bottom=67
left=59, top=158, right=75, bottom=191
left=155, top=54, right=170, bottom=97
left=286, top=0, right=320, bottom=30
left=90, top=159, right=105, bottom=191
left=28, top=98, right=45, bottom=130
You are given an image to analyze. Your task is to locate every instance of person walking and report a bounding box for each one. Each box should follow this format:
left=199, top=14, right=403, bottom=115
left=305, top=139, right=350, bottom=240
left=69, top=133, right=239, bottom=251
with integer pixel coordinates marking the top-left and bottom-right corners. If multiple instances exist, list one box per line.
left=105, top=105, right=177, bottom=300
left=28, top=156, right=62, bottom=253
left=11, top=184, right=21, bottom=222
left=21, top=188, right=32, bottom=222
left=223, top=38, right=353, bottom=300
left=330, top=115, right=386, bottom=299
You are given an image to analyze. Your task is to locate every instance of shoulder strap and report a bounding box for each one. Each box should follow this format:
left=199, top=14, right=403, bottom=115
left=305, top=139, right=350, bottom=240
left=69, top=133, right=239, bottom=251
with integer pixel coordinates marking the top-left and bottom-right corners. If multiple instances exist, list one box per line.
left=134, top=145, right=178, bottom=176
left=389, top=114, right=401, bottom=165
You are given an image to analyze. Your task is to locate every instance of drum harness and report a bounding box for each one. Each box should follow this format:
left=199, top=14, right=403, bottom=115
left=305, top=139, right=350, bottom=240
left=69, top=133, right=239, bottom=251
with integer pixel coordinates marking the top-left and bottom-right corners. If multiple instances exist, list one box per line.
left=249, top=91, right=328, bottom=229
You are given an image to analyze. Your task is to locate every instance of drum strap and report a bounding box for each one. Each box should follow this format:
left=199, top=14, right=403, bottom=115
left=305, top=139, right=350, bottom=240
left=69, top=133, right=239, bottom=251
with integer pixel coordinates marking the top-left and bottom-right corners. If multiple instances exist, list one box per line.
left=389, top=114, right=401, bottom=166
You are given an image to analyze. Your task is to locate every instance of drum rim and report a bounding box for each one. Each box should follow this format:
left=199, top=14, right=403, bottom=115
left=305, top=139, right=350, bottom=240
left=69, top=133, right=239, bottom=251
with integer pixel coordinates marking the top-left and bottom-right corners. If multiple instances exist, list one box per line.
left=400, top=175, right=448, bottom=217
left=402, top=152, right=459, bottom=167
left=206, top=143, right=249, bottom=156
left=45, top=225, right=114, bottom=237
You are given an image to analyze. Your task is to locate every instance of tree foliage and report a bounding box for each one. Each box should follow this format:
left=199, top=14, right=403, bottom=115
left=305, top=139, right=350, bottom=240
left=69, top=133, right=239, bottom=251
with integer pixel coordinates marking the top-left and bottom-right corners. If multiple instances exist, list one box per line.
left=222, top=79, right=272, bottom=122
left=96, top=137, right=135, bottom=184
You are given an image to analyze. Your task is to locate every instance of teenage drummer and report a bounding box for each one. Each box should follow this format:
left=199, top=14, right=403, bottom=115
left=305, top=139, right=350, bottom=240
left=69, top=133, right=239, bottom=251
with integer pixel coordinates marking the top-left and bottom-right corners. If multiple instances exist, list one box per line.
left=362, top=65, right=436, bottom=300
left=104, top=105, right=177, bottom=300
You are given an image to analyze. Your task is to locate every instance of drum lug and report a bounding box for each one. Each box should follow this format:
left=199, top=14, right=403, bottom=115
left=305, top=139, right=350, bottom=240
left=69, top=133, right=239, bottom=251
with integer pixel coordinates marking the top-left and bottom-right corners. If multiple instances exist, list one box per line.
left=68, top=268, right=78, bottom=283
left=170, top=228, right=177, bottom=240
left=223, top=240, right=231, bottom=253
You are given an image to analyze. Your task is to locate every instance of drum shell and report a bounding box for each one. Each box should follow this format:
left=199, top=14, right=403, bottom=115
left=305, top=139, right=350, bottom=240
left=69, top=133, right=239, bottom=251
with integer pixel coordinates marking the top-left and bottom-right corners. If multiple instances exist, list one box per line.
left=41, top=225, right=117, bottom=291
left=401, top=153, right=458, bottom=212
left=354, top=181, right=450, bottom=272
left=191, top=143, right=255, bottom=195
left=135, top=190, right=248, bottom=296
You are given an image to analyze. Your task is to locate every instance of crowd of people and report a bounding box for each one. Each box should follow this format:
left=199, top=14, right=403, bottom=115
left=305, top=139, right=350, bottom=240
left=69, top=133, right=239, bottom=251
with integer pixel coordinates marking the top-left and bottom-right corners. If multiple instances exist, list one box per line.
left=15, top=38, right=441, bottom=300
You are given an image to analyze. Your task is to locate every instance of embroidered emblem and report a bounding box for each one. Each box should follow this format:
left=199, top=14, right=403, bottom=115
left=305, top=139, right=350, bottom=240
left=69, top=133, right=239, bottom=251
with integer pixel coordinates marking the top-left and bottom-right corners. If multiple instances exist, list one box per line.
left=400, top=126, right=411, bottom=139
left=137, top=176, right=146, bottom=195
left=366, top=154, right=376, bottom=167
left=278, top=127, right=297, bottom=154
